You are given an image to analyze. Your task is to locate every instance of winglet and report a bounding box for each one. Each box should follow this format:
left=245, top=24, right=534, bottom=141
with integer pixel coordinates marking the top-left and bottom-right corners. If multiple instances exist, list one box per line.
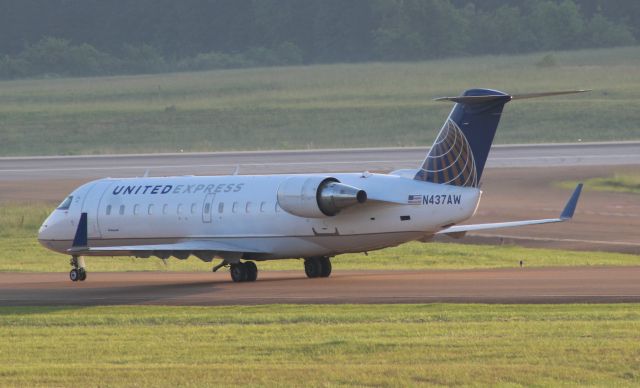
left=72, top=213, right=88, bottom=248
left=560, top=183, right=583, bottom=220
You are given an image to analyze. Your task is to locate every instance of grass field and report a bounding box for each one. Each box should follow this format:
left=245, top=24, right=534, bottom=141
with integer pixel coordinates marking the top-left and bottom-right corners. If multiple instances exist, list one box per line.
left=3, top=202, right=639, bottom=272
left=1, top=304, right=639, bottom=386
left=0, top=46, right=639, bottom=156
left=561, top=173, right=640, bottom=195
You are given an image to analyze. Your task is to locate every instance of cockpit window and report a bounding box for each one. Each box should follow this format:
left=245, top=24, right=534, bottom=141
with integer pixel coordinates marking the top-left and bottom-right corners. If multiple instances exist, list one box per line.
left=57, top=196, right=73, bottom=210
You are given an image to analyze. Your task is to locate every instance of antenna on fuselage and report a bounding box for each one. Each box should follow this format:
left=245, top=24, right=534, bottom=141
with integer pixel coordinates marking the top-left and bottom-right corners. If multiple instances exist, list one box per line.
left=143, top=169, right=150, bottom=177
left=232, top=165, right=240, bottom=175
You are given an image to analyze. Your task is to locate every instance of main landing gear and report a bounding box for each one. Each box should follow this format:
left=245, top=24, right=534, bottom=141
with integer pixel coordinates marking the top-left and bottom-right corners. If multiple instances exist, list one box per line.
left=229, top=261, right=258, bottom=283
left=69, top=256, right=87, bottom=282
left=304, top=256, right=332, bottom=278
left=220, top=257, right=332, bottom=283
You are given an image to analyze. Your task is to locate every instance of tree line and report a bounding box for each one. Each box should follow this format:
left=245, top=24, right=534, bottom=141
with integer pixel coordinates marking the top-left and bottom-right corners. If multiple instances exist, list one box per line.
left=0, top=0, right=637, bottom=79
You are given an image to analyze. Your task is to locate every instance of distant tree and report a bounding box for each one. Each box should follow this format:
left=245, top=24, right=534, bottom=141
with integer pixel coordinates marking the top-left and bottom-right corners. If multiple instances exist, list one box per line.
left=371, top=0, right=426, bottom=60
left=586, top=14, right=636, bottom=47
left=463, top=4, right=537, bottom=55
left=0, top=0, right=638, bottom=79
left=525, top=1, right=585, bottom=50
left=20, top=37, right=114, bottom=76
left=0, top=55, right=30, bottom=79
left=312, top=0, right=375, bottom=62
left=274, top=42, right=304, bottom=65
left=119, top=43, right=166, bottom=74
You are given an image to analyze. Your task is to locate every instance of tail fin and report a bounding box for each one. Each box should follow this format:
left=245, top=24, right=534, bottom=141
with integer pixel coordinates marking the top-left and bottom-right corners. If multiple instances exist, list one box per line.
left=414, top=88, right=510, bottom=187
left=414, top=88, right=589, bottom=187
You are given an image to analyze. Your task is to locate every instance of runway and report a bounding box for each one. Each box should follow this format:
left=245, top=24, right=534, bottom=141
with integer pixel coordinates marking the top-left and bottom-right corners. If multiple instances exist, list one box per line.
left=1, top=141, right=639, bottom=181
left=2, top=267, right=639, bottom=306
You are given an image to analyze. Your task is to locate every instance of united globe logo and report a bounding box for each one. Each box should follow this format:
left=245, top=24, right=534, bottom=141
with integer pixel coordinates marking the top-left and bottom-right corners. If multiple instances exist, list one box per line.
left=414, top=119, right=478, bottom=187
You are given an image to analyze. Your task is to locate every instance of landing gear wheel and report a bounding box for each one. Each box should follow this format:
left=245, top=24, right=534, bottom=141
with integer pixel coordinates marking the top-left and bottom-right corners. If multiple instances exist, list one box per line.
left=69, top=268, right=79, bottom=282
left=304, top=258, right=322, bottom=278
left=69, top=256, right=87, bottom=282
left=245, top=261, right=258, bottom=282
left=319, top=257, right=332, bottom=278
left=230, top=263, right=248, bottom=283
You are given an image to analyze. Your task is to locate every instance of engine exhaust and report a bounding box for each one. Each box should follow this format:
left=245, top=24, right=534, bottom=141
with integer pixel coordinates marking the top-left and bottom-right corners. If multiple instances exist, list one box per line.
left=318, top=181, right=367, bottom=216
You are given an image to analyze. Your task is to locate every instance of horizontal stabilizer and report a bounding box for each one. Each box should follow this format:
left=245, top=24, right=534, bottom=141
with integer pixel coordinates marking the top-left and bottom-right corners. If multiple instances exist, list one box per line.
left=511, top=90, right=591, bottom=100
left=434, top=89, right=590, bottom=104
left=433, top=94, right=511, bottom=104
left=437, top=183, right=583, bottom=236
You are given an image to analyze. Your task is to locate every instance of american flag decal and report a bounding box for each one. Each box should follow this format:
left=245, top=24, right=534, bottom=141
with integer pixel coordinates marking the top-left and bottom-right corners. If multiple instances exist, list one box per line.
left=407, top=195, right=423, bottom=205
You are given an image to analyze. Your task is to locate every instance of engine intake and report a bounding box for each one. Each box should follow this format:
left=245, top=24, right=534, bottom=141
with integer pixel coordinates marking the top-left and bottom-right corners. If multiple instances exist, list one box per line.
left=277, top=176, right=367, bottom=218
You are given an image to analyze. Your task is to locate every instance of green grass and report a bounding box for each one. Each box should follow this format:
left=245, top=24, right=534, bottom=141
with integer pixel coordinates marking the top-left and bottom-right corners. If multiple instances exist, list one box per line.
left=0, top=46, right=639, bottom=156
left=1, top=304, right=639, bottom=386
left=3, top=202, right=639, bottom=272
left=560, top=173, right=640, bottom=195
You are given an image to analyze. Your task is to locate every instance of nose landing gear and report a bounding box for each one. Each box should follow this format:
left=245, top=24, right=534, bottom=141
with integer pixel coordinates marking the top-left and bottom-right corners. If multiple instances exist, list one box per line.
left=69, top=256, right=87, bottom=282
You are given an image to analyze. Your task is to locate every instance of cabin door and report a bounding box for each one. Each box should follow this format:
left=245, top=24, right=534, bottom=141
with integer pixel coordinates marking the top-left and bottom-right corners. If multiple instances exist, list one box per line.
left=202, top=193, right=215, bottom=223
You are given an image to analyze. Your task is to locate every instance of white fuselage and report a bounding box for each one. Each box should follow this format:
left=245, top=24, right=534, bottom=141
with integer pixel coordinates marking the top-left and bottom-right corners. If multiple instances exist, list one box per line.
left=38, top=172, right=481, bottom=261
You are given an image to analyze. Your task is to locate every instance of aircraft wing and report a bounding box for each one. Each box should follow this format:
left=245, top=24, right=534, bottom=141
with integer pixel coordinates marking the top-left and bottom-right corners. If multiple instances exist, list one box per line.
left=437, top=183, right=582, bottom=236
left=69, top=239, right=264, bottom=256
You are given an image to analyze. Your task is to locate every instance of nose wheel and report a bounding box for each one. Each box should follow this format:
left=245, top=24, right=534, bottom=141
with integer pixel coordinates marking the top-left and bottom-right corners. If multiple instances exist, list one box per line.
left=69, top=256, right=87, bottom=282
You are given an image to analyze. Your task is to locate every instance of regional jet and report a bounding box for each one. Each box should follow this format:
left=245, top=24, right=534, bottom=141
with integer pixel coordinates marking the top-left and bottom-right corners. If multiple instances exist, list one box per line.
left=38, top=88, right=586, bottom=282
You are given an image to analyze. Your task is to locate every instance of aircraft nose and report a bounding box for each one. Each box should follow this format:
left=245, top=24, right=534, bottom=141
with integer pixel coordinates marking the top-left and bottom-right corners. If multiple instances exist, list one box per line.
left=38, top=218, right=52, bottom=242
left=38, top=210, right=67, bottom=243
left=38, top=210, right=74, bottom=254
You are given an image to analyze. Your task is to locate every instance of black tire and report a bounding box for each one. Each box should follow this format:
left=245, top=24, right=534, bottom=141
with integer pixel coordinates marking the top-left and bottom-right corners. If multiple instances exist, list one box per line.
left=78, top=268, right=87, bottom=281
left=244, top=261, right=258, bottom=282
left=230, top=263, right=248, bottom=282
left=69, top=269, right=79, bottom=282
left=319, top=257, right=332, bottom=278
left=304, top=258, right=322, bottom=278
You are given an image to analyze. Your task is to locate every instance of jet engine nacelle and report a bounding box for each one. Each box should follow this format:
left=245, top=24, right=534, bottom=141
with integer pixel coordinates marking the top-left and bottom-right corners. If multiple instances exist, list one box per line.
left=277, top=176, right=367, bottom=218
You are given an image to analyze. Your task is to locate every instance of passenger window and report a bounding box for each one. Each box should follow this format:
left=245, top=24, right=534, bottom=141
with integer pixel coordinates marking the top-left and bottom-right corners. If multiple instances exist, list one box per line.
left=106, top=204, right=112, bottom=215
left=204, top=203, right=210, bottom=214
left=134, top=204, right=140, bottom=215
left=177, top=204, right=183, bottom=215
left=119, top=205, right=125, bottom=215
left=57, top=196, right=73, bottom=210
left=191, top=203, right=197, bottom=214
left=260, top=202, right=266, bottom=212
left=148, top=204, right=154, bottom=215
left=245, top=202, right=252, bottom=213
left=163, top=204, right=168, bottom=215
left=232, top=202, right=238, bottom=213
left=218, top=202, right=224, bottom=213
